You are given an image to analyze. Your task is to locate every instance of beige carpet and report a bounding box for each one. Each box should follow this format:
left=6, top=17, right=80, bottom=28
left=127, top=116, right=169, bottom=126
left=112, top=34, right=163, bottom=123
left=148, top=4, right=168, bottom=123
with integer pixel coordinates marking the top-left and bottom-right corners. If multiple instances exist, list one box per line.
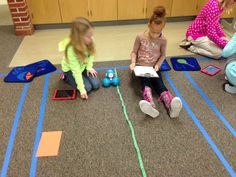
left=9, top=21, right=192, bottom=67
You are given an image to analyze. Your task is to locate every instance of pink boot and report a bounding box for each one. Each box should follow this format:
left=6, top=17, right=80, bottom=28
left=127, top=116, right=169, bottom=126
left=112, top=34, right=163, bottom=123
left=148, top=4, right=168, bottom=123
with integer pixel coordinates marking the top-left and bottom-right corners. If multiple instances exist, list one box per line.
left=159, top=91, right=182, bottom=118
left=139, top=86, right=159, bottom=118
left=143, top=86, right=156, bottom=108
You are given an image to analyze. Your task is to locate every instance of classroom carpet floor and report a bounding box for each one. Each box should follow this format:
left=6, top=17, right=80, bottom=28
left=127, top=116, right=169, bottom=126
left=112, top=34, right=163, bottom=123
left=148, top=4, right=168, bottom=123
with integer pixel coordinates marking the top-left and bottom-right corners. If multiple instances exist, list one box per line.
left=1, top=25, right=236, bottom=177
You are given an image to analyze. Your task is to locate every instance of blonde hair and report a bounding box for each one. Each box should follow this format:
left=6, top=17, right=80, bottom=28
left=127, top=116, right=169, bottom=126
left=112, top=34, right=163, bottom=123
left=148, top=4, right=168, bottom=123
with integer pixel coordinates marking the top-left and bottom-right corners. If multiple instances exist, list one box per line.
left=149, top=6, right=166, bottom=25
left=219, top=0, right=234, bottom=10
left=65, top=17, right=95, bottom=63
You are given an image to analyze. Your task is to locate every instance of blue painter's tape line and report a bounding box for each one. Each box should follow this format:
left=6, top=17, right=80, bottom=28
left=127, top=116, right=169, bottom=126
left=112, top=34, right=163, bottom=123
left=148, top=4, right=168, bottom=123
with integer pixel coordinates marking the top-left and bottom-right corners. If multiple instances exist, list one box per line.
left=29, top=74, right=50, bottom=177
left=183, top=71, right=236, bottom=138
left=1, top=83, right=29, bottom=177
left=163, top=71, right=236, bottom=177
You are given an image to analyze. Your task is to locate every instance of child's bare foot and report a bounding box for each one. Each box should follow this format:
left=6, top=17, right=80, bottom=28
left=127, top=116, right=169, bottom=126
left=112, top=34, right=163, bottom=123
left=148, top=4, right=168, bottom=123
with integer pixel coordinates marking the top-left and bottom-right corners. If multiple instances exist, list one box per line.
left=179, top=39, right=192, bottom=50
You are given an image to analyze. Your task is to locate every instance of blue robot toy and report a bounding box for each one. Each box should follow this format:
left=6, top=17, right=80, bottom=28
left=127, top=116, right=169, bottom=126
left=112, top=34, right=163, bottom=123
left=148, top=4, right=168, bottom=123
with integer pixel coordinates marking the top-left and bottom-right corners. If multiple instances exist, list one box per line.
left=102, top=69, right=120, bottom=87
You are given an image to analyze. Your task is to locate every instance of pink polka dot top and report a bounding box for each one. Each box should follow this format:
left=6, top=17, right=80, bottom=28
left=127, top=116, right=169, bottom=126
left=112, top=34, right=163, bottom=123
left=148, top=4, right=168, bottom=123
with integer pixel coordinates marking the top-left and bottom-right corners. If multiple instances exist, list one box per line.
left=186, top=0, right=227, bottom=48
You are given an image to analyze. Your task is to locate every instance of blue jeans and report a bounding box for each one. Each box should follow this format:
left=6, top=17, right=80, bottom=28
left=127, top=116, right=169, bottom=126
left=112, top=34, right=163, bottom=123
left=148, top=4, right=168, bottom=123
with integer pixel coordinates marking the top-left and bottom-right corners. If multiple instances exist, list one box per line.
left=139, top=70, right=168, bottom=96
left=63, top=70, right=100, bottom=93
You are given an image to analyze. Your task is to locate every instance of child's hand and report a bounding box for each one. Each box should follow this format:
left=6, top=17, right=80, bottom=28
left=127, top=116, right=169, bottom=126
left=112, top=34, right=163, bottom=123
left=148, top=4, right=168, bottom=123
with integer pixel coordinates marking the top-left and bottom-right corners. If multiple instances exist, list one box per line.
left=154, top=64, right=160, bottom=71
left=129, top=63, right=135, bottom=71
left=80, top=92, right=88, bottom=100
left=87, top=68, right=98, bottom=77
left=221, top=36, right=230, bottom=42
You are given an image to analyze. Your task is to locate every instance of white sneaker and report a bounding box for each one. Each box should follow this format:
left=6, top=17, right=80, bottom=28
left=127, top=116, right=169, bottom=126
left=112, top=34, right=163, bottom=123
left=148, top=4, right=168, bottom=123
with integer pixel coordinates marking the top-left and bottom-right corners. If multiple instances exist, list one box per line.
left=169, top=97, right=182, bottom=118
left=139, top=100, right=159, bottom=118
left=224, top=83, right=236, bottom=94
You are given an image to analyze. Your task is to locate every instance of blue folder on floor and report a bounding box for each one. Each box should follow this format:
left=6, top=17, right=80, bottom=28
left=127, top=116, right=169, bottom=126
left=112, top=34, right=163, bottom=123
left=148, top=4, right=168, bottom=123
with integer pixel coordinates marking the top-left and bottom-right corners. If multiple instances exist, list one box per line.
left=4, top=60, right=56, bottom=83
left=170, top=57, right=201, bottom=71
left=160, top=59, right=171, bottom=71
left=27, top=60, right=57, bottom=77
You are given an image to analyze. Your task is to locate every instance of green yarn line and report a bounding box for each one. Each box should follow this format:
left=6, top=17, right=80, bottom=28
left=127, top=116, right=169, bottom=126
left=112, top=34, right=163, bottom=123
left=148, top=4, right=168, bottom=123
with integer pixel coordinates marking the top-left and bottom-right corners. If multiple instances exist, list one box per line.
left=115, top=69, right=147, bottom=177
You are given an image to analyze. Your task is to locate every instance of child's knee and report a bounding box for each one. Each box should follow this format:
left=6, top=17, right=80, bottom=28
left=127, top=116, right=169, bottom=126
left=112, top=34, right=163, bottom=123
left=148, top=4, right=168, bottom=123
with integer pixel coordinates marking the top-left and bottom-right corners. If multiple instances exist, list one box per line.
left=212, top=50, right=222, bottom=59
left=226, top=58, right=236, bottom=86
left=92, top=78, right=100, bottom=90
left=85, top=83, right=92, bottom=92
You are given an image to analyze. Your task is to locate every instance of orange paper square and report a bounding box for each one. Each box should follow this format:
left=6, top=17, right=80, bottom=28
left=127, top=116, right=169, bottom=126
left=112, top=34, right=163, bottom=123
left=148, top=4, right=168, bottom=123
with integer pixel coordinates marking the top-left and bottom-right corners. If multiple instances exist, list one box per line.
left=36, top=131, right=62, bottom=157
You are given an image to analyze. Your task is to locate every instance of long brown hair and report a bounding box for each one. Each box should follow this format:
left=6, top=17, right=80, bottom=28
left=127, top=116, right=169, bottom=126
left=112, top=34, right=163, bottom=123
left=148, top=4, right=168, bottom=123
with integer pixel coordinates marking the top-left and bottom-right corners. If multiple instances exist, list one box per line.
left=149, top=6, right=166, bottom=25
left=65, top=17, right=95, bottom=63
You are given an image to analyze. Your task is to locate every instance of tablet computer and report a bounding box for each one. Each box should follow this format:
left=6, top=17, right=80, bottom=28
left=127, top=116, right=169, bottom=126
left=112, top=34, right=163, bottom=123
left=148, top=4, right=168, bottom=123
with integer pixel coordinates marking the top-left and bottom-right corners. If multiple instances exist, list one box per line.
left=52, top=89, right=77, bottom=100
left=200, top=64, right=222, bottom=76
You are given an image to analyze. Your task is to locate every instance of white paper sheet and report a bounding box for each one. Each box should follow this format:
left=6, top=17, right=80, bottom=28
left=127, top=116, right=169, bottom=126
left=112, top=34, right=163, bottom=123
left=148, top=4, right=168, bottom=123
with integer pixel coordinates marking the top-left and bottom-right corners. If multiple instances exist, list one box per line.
left=134, top=66, right=159, bottom=78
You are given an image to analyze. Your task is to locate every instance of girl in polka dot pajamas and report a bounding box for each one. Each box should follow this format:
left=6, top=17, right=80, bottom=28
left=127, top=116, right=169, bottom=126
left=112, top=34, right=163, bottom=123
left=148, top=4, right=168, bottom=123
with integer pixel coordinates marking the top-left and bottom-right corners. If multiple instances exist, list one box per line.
left=180, top=0, right=236, bottom=59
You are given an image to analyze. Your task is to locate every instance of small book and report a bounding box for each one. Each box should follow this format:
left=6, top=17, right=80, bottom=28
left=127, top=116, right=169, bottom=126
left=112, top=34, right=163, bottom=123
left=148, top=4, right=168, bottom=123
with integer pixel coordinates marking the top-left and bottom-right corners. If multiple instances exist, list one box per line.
left=134, top=66, right=159, bottom=78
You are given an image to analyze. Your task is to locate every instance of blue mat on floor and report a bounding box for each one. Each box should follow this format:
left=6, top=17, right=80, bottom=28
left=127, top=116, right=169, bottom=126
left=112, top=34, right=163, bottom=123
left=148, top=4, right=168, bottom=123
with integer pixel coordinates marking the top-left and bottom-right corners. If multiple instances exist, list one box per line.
left=4, top=60, right=56, bottom=83
left=170, top=57, right=201, bottom=71
left=4, top=66, right=37, bottom=82
left=27, top=60, right=56, bottom=77
left=160, top=59, right=171, bottom=71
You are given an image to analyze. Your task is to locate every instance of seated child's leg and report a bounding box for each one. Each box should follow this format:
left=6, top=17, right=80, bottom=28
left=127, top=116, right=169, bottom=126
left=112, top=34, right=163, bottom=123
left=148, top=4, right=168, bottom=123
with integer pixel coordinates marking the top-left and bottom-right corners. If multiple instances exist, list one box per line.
left=225, top=58, right=236, bottom=93
left=150, top=72, right=182, bottom=117
left=82, top=75, right=93, bottom=93
left=222, top=34, right=236, bottom=58
left=86, top=75, right=100, bottom=90
left=82, top=71, right=100, bottom=91
left=140, top=77, right=151, bottom=91
left=188, top=36, right=222, bottom=59
left=63, top=71, right=77, bottom=89
left=159, top=91, right=182, bottom=118
left=151, top=71, right=168, bottom=96
left=139, top=77, right=159, bottom=118
left=140, top=77, right=155, bottom=108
